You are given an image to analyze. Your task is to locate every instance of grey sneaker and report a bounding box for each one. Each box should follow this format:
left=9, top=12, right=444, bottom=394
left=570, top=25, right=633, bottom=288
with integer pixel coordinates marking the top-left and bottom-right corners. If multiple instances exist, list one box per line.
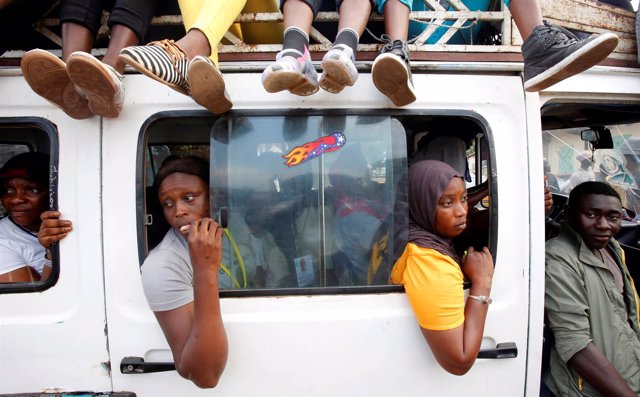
left=371, top=35, right=416, bottom=106
left=522, top=21, right=618, bottom=92
left=262, top=47, right=319, bottom=96
left=319, top=44, right=358, bottom=94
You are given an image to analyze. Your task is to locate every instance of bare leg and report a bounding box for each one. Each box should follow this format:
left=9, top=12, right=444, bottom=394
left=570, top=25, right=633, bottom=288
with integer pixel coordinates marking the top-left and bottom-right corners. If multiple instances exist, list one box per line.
left=508, top=0, right=543, bottom=41
left=176, top=28, right=212, bottom=60
left=102, top=24, right=139, bottom=73
left=61, top=22, right=94, bottom=61
left=283, top=0, right=314, bottom=33
left=337, top=0, right=371, bottom=37
left=383, top=0, right=409, bottom=41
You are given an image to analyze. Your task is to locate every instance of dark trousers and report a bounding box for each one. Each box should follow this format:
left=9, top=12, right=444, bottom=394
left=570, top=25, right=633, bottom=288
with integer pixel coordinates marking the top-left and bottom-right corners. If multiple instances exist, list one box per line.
left=60, top=0, right=158, bottom=42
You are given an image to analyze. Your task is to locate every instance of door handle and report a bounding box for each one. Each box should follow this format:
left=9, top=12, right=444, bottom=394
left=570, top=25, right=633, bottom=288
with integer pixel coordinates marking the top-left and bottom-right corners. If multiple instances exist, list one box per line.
left=477, top=342, right=518, bottom=359
left=120, top=356, right=176, bottom=374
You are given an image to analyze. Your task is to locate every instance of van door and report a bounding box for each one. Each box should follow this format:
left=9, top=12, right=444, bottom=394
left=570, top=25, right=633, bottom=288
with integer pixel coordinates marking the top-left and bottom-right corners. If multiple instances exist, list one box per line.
left=104, top=72, right=537, bottom=396
left=0, top=74, right=110, bottom=393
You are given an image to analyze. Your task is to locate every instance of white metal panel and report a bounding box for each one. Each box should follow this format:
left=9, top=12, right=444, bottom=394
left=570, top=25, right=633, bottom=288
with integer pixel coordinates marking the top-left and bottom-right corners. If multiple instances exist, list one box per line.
left=0, top=74, right=110, bottom=393
left=523, top=92, right=545, bottom=397
left=104, top=71, right=531, bottom=396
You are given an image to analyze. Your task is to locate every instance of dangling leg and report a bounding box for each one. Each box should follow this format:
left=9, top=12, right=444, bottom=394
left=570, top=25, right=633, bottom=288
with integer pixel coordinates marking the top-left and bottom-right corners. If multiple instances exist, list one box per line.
left=20, top=0, right=100, bottom=119
left=371, top=0, right=416, bottom=106
left=262, top=0, right=320, bottom=96
left=319, top=0, right=371, bottom=93
left=509, top=0, right=618, bottom=91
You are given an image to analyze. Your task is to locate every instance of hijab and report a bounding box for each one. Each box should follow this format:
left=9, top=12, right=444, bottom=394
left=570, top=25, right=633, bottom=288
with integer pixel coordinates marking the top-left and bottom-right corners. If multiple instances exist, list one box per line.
left=408, top=160, right=464, bottom=262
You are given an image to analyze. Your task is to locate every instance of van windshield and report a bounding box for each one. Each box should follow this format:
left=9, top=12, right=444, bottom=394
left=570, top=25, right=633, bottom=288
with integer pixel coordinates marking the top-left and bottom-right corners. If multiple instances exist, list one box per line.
left=542, top=104, right=640, bottom=221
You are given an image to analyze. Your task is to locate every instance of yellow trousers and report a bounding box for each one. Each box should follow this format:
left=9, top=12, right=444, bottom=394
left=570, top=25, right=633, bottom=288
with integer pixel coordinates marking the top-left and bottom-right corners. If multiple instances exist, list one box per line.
left=177, top=0, right=247, bottom=63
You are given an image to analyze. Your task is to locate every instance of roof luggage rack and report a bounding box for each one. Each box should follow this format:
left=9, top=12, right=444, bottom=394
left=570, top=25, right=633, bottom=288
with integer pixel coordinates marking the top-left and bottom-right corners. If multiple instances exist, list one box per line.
left=0, top=0, right=636, bottom=67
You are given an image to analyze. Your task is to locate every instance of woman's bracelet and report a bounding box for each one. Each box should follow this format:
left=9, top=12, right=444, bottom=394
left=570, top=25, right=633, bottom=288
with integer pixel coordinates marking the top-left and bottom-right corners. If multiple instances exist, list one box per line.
left=468, top=295, right=493, bottom=304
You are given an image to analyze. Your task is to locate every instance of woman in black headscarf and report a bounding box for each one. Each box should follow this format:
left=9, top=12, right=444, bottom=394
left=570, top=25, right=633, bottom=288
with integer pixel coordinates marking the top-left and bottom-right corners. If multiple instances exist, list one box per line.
left=391, top=160, right=494, bottom=375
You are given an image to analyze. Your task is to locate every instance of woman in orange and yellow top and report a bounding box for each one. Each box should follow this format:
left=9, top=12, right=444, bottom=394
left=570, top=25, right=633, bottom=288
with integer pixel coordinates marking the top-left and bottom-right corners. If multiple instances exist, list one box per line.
left=391, top=160, right=494, bottom=375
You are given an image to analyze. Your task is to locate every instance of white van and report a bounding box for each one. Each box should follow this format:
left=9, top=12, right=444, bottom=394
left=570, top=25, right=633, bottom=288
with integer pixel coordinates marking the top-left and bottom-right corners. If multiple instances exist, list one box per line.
left=1, top=4, right=640, bottom=397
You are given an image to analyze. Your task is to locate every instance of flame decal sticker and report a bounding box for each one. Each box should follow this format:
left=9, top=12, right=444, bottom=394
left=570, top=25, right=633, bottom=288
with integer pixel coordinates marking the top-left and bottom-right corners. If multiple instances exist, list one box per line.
left=282, top=132, right=346, bottom=167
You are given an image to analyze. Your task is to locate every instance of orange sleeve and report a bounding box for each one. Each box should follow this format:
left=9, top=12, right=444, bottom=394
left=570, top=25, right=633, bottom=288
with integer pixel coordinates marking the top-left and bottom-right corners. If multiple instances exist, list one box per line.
left=392, top=243, right=465, bottom=330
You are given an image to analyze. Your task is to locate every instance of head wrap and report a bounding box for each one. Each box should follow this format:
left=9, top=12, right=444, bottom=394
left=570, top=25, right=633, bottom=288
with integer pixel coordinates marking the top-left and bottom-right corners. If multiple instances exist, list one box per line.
left=408, top=160, right=464, bottom=262
left=0, top=152, right=49, bottom=186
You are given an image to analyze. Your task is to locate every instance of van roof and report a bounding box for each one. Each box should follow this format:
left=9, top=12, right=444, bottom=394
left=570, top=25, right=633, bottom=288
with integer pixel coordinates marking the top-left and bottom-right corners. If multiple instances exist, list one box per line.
left=0, top=0, right=636, bottom=68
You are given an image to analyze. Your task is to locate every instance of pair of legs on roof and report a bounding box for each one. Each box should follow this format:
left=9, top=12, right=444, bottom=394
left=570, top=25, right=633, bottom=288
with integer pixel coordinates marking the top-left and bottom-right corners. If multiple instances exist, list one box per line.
left=21, top=0, right=246, bottom=119
left=21, top=0, right=158, bottom=119
left=262, top=0, right=618, bottom=107
left=262, top=0, right=418, bottom=106
left=119, top=0, right=246, bottom=114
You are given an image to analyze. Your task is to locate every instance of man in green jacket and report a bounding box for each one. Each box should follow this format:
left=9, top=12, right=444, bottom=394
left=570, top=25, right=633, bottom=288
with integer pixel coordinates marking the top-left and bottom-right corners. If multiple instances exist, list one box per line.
left=544, top=181, right=640, bottom=397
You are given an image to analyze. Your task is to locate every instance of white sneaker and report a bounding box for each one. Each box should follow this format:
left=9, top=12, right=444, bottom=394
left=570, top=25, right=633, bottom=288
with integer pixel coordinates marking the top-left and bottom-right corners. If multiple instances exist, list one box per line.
left=320, top=44, right=358, bottom=94
left=262, top=47, right=319, bottom=96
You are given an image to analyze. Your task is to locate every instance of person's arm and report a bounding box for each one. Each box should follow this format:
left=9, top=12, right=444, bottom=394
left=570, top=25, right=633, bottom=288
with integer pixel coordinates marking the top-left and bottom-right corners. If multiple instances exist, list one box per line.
left=154, top=218, right=227, bottom=388
left=568, top=343, right=637, bottom=397
left=467, top=181, right=489, bottom=208
left=0, top=266, right=39, bottom=282
left=544, top=185, right=553, bottom=212
left=37, top=210, right=73, bottom=281
left=421, top=247, right=494, bottom=375
left=0, top=238, right=42, bottom=282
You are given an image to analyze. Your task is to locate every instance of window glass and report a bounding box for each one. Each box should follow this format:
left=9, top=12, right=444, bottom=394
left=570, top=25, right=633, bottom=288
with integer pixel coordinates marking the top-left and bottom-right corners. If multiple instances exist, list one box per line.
left=210, top=115, right=406, bottom=290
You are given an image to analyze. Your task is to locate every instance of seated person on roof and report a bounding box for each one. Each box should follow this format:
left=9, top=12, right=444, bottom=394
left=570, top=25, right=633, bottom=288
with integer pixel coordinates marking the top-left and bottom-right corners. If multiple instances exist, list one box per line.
left=0, top=152, right=72, bottom=283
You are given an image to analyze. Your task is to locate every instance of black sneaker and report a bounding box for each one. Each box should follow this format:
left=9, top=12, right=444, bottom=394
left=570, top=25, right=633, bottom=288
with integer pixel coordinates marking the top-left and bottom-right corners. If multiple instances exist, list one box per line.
left=372, top=35, right=416, bottom=106
left=522, top=21, right=618, bottom=92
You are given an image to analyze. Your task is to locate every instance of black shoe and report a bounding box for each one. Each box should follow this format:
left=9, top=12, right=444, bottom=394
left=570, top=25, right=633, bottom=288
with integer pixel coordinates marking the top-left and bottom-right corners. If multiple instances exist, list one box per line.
left=371, top=35, right=416, bottom=106
left=522, top=21, right=618, bottom=92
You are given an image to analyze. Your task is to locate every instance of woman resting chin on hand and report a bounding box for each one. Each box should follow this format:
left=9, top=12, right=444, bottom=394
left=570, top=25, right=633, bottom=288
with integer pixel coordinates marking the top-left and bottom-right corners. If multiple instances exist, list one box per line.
left=391, top=160, right=494, bottom=375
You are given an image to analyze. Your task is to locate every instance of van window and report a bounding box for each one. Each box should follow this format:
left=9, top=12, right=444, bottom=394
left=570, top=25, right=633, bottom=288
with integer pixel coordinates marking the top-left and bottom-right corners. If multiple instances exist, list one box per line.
left=140, top=113, right=493, bottom=295
left=0, top=119, right=59, bottom=293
